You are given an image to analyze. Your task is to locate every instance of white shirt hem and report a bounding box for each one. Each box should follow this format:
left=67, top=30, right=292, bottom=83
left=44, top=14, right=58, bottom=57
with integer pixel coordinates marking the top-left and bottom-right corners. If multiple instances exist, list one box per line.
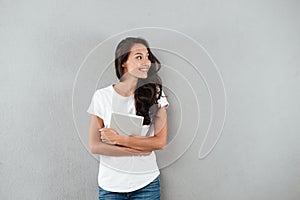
left=98, top=171, right=160, bottom=193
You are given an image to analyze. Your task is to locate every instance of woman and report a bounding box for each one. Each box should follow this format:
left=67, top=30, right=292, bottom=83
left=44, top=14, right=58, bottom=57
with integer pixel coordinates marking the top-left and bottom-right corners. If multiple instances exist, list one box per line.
left=87, top=37, right=169, bottom=199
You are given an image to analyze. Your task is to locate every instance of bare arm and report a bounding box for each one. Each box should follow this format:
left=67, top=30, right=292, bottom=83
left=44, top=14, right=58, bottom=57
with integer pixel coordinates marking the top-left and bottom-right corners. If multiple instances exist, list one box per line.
left=101, top=106, right=168, bottom=152
left=88, top=114, right=151, bottom=156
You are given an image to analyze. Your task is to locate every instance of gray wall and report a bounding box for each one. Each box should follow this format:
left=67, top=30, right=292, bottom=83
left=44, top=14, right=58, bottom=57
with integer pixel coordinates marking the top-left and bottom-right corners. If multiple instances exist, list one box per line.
left=1, top=0, right=300, bottom=199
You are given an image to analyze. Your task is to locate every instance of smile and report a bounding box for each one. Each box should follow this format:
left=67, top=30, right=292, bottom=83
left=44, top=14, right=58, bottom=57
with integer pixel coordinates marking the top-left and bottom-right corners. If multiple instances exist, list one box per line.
left=138, top=67, right=149, bottom=72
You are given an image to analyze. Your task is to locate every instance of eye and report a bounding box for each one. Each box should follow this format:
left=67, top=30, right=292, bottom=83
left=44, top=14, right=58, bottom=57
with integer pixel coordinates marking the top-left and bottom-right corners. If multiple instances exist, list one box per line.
left=135, top=55, right=150, bottom=60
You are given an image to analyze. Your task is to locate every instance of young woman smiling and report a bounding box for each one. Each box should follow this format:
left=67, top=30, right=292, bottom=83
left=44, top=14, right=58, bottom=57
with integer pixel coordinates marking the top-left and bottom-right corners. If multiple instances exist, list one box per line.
left=87, top=37, right=169, bottom=200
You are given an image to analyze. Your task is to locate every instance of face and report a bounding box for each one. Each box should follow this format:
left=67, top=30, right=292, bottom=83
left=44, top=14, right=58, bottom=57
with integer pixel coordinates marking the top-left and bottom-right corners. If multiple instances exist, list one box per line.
left=121, top=43, right=151, bottom=79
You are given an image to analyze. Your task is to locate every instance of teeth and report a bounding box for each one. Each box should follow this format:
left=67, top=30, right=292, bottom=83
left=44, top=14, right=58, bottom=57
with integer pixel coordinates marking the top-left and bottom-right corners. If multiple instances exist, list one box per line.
left=139, top=68, right=149, bottom=72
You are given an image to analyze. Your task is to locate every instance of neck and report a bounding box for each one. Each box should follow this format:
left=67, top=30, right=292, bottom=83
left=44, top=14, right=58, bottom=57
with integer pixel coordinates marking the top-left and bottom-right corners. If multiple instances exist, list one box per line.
left=119, top=74, right=138, bottom=95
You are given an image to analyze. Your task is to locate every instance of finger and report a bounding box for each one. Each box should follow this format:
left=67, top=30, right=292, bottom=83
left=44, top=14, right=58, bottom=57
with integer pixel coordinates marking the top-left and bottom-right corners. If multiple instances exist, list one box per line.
left=100, top=134, right=106, bottom=140
left=99, top=128, right=106, bottom=132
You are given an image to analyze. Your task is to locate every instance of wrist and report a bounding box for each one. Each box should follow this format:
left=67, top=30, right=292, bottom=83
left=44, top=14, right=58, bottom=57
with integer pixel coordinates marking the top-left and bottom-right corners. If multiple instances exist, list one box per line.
left=116, top=135, right=127, bottom=146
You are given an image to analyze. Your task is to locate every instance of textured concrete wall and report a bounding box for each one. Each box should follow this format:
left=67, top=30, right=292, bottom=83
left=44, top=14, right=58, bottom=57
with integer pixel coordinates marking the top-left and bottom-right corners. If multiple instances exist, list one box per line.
left=1, top=0, right=300, bottom=199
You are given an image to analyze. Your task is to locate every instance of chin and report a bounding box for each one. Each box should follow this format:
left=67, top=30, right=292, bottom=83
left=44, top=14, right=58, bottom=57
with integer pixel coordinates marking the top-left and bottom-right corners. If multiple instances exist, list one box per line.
left=139, top=75, right=148, bottom=79
left=136, top=73, right=148, bottom=79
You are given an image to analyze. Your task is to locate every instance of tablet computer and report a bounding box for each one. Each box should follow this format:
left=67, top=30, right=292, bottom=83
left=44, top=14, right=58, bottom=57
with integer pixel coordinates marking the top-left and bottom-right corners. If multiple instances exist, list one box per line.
left=109, top=111, right=144, bottom=136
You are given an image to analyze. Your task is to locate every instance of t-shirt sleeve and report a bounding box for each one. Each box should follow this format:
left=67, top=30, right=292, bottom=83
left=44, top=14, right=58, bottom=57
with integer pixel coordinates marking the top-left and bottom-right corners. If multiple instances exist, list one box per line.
left=87, top=90, right=105, bottom=119
left=157, top=90, right=169, bottom=109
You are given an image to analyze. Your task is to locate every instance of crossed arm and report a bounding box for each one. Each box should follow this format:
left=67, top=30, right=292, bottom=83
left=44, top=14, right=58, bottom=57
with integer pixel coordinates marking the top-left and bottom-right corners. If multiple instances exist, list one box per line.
left=88, top=106, right=168, bottom=156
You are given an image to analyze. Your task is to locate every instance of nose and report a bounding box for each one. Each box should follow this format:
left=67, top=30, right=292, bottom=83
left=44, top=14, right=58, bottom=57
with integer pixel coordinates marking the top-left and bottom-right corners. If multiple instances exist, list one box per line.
left=143, top=59, right=151, bottom=66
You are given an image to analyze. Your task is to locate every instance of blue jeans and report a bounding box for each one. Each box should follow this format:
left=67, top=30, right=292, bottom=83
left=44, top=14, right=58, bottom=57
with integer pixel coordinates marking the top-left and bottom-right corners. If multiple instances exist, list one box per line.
left=98, top=176, right=160, bottom=200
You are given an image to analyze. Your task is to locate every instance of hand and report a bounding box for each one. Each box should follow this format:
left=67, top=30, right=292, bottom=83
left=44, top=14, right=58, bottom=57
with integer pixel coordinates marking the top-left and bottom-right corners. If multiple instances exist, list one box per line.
left=99, top=128, right=121, bottom=145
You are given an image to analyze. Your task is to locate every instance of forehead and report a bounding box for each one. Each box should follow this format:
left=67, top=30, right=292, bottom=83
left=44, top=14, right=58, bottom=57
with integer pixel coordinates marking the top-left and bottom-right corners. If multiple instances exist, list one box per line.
left=130, top=43, right=148, bottom=54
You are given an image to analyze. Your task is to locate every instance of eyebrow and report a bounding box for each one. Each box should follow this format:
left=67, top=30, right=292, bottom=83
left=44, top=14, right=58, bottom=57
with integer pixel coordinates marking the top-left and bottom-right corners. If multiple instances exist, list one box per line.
left=134, top=52, right=149, bottom=56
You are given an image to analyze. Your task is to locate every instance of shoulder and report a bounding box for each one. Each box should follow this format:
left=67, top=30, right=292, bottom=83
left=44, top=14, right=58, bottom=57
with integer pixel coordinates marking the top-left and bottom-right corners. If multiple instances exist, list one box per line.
left=94, top=84, right=113, bottom=96
left=90, top=85, right=114, bottom=105
left=157, top=89, right=169, bottom=108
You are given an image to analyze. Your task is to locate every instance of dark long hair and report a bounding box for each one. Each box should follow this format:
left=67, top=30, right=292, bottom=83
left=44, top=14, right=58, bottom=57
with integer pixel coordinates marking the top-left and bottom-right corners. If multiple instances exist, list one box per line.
left=114, top=37, right=162, bottom=125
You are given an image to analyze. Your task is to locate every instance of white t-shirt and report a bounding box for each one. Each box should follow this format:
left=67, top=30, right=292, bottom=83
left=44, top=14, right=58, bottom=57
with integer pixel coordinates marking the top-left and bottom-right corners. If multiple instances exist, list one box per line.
left=87, top=84, right=169, bottom=192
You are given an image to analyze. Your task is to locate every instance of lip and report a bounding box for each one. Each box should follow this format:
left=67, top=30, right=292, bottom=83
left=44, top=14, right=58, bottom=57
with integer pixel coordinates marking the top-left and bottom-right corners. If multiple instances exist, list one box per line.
left=138, top=66, right=150, bottom=72
left=139, top=68, right=149, bottom=72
